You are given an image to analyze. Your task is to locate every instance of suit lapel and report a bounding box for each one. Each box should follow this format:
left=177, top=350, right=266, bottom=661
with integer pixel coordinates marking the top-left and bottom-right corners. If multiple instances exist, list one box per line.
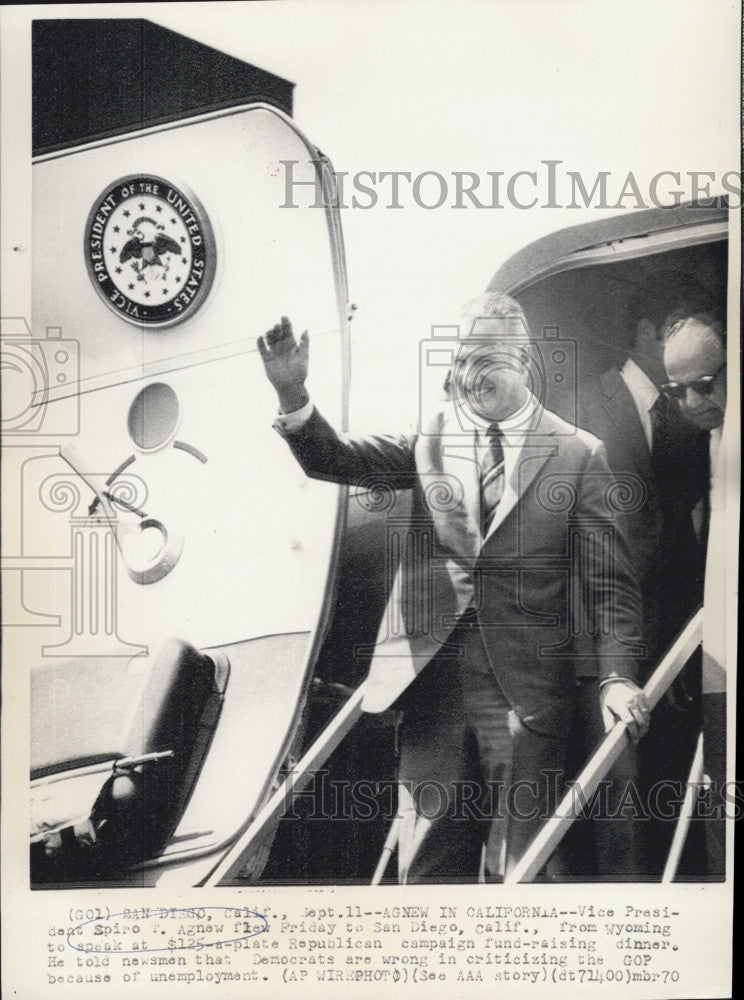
left=363, top=408, right=479, bottom=713
left=416, top=405, right=482, bottom=557
left=599, top=368, right=652, bottom=479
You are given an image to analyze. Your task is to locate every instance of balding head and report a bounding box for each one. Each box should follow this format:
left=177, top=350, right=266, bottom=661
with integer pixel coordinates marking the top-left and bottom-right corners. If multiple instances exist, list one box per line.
left=460, top=291, right=531, bottom=343
left=663, top=314, right=726, bottom=431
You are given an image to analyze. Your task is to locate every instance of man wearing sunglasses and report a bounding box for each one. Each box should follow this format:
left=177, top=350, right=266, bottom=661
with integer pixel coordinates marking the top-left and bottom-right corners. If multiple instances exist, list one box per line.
left=662, top=315, right=727, bottom=432
left=664, top=313, right=729, bottom=879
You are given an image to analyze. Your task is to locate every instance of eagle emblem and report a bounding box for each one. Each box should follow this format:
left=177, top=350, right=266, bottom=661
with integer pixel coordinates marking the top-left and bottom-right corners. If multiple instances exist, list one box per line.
left=120, top=217, right=183, bottom=280
left=85, top=174, right=216, bottom=327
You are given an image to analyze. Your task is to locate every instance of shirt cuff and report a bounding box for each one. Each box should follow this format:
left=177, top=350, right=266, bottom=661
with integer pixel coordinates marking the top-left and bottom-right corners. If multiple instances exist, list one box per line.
left=273, top=398, right=314, bottom=434
left=598, top=676, right=635, bottom=689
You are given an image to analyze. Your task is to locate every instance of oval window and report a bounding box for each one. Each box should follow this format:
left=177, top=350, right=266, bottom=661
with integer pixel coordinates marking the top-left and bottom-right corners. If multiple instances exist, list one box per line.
left=127, top=382, right=180, bottom=451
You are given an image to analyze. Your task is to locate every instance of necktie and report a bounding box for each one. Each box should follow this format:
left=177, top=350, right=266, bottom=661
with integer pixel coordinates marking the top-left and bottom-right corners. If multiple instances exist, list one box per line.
left=480, top=424, right=505, bottom=535
left=650, top=393, right=671, bottom=481
left=650, top=391, right=688, bottom=561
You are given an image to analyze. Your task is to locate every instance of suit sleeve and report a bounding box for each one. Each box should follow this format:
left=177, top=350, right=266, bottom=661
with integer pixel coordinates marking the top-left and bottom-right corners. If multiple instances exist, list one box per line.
left=276, top=406, right=419, bottom=489
left=575, top=438, right=644, bottom=685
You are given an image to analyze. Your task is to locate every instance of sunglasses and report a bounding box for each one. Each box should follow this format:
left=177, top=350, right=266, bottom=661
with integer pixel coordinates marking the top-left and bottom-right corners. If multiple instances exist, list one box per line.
left=660, top=362, right=726, bottom=399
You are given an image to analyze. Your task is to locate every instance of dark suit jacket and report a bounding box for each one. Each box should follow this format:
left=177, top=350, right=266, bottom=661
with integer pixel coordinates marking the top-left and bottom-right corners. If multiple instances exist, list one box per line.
left=572, top=368, right=708, bottom=658
left=281, top=403, right=643, bottom=737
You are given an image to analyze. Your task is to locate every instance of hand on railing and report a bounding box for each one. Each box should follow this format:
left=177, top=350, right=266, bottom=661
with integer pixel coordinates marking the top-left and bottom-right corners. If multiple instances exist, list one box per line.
left=600, top=679, right=651, bottom=742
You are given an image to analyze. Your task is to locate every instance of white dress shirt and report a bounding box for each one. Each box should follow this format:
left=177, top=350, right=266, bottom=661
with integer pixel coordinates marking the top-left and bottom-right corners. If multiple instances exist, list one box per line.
left=461, top=392, right=538, bottom=492
left=619, top=356, right=659, bottom=450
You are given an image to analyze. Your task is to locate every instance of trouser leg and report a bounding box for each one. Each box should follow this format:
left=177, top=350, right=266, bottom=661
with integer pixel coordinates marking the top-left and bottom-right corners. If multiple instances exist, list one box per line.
left=555, top=677, right=640, bottom=879
left=398, top=621, right=568, bottom=883
left=501, top=714, right=567, bottom=879
left=397, top=656, right=484, bottom=883
left=460, top=667, right=513, bottom=881
left=398, top=617, right=512, bottom=883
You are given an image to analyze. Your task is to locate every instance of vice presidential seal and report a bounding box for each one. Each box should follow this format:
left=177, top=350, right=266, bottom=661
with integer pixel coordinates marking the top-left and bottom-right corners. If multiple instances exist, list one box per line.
left=85, top=175, right=216, bottom=327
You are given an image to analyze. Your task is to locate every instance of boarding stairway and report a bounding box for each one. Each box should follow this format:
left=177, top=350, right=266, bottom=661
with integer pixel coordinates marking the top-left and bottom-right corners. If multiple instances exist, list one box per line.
left=204, top=609, right=709, bottom=885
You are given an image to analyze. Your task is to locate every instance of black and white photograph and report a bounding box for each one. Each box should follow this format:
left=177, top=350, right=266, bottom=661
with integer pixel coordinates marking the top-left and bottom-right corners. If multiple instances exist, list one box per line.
left=1, top=2, right=739, bottom=997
